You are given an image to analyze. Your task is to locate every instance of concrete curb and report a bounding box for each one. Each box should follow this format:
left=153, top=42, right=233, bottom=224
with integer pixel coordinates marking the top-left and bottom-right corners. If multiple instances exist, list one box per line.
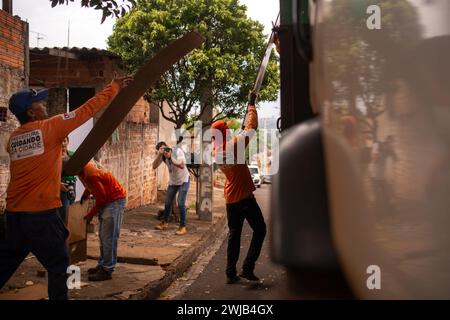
left=129, top=213, right=228, bottom=300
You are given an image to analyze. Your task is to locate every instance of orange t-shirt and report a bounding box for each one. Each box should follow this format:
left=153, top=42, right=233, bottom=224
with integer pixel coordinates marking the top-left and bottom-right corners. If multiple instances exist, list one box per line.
left=79, top=161, right=126, bottom=219
left=217, top=105, right=258, bottom=204
left=6, top=82, right=119, bottom=212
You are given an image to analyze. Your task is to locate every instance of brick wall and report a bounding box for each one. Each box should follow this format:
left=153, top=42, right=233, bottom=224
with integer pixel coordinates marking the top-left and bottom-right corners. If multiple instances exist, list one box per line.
left=30, top=52, right=117, bottom=88
left=29, top=50, right=159, bottom=209
left=47, top=88, right=67, bottom=116
left=97, top=98, right=158, bottom=209
left=0, top=10, right=27, bottom=210
left=0, top=11, right=26, bottom=69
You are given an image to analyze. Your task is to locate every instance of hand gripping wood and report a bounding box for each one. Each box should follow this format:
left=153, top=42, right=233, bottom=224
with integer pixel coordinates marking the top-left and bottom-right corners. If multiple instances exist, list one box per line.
left=63, top=32, right=204, bottom=176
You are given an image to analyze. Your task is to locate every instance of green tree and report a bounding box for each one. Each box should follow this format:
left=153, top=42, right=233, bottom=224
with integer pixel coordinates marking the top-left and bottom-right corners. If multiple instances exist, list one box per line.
left=107, top=0, right=279, bottom=129
left=50, top=0, right=136, bottom=23
left=324, top=0, right=422, bottom=141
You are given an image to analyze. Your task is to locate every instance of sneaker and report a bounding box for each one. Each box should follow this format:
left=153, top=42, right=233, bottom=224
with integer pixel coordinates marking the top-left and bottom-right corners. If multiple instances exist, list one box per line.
left=155, top=221, right=169, bottom=230
left=88, top=268, right=112, bottom=282
left=226, top=275, right=241, bottom=284
left=239, top=271, right=260, bottom=281
left=87, top=265, right=101, bottom=275
left=175, top=226, right=187, bottom=235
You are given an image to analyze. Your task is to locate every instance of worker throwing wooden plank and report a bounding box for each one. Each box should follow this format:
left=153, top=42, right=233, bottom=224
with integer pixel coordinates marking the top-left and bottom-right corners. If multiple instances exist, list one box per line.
left=0, top=75, right=132, bottom=300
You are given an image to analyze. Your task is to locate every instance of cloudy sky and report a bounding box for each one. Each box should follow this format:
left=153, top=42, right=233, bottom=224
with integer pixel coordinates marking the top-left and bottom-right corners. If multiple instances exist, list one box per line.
left=12, top=0, right=280, bottom=118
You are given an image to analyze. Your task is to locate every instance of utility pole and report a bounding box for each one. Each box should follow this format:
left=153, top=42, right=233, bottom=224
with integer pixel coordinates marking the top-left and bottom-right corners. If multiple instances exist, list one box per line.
left=65, top=20, right=70, bottom=87
left=197, top=87, right=213, bottom=222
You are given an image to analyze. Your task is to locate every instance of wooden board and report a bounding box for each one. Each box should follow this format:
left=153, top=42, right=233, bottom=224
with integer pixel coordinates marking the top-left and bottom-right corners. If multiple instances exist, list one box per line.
left=63, top=31, right=204, bottom=176
left=66, top=201, right=90, bottom=263
left=67, top=201, right=89, bottom=244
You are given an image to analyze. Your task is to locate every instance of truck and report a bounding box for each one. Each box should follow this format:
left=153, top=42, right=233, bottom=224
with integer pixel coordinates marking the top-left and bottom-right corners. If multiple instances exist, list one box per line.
left=273, top=0, right=450, bottom=299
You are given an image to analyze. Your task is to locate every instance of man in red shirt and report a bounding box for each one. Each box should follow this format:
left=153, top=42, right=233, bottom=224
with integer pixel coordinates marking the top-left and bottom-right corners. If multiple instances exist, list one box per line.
left=0, top=75, right=131, bottom=299
left=211, top=93, right=266, bottom=284
left=78, top=161, right=126, bottom=281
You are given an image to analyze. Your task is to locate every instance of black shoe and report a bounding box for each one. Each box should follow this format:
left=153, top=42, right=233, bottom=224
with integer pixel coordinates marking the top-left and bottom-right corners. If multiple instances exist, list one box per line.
left=88, top=268, right=112, bottom=281
left=239, top=271, right=260, bottom=281
left=226, top=275, right=241, bottom=284
left=87, top=265, right=101, bottom=275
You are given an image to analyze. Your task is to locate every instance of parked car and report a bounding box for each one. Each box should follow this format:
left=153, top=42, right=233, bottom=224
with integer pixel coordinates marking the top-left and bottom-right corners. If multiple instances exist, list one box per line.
left=263, top=174, right=273, bottom=184
left=248, top=165, right=262, bottom=188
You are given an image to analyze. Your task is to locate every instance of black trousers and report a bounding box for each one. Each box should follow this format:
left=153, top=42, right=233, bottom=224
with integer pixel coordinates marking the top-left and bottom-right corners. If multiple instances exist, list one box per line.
left=0, top=210, right=69, bottom=300
left=226, top=195, right=266, bottom=277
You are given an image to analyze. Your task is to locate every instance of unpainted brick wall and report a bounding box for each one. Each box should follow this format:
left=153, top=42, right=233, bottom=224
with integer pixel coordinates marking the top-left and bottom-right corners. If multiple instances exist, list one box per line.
left=97, top=98, right=158, bottom=209
left=30, top=54, right=117, bottom=88
left=0, top=11, right=27, bottom=210
left=29, top=50, right=159, bottom=210
left=0, top=11, right=26, bottom=69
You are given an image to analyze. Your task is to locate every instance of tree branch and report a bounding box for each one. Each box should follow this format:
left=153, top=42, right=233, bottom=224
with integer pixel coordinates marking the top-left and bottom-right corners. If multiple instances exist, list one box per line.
left=159, top=103, right=178, bottom=127
left=184, top=98, right=196, bottom=115
left=166, top=99, right=179, bottom=124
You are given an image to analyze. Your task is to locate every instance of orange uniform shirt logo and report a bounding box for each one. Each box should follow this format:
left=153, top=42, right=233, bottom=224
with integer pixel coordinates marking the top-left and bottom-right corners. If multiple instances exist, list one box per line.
left=9, top=129, right=44, bottom=161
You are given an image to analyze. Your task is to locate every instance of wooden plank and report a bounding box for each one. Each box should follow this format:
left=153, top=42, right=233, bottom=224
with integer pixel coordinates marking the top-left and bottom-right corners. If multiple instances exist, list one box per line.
left=67, top=201, right=89, bottom=244
left=63, top=31, right=204, bottom=176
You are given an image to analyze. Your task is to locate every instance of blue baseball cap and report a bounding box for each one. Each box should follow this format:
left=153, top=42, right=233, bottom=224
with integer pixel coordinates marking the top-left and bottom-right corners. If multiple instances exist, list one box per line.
left=8, top=88, right=49, bottom=116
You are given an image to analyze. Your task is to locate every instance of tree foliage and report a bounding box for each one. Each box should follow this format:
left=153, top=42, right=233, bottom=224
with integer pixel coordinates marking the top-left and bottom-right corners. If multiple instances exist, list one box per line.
left=324, top=0, right=422, bottom=140
left=107, top=0, right=279, bottom=129
left=50, top=0, right=136, bottom=23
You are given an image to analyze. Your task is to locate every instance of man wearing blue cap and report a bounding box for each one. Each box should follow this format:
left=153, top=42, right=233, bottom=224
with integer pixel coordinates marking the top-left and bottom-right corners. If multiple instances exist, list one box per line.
left=0, top=75, right=131, bottom=300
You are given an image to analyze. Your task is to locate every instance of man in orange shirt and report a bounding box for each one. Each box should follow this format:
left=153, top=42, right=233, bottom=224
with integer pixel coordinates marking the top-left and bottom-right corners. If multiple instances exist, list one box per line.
left=0, top=75, right=131, bottom=300
left=211, top=93, right=266, bottom=284
left=78, top=161, right=126, bottom=282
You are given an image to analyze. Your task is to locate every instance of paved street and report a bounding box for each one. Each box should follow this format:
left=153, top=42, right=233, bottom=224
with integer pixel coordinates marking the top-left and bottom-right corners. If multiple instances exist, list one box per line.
left=0, top=186, right=228, bottom=300
left=162, top=184, right=292, bottom=300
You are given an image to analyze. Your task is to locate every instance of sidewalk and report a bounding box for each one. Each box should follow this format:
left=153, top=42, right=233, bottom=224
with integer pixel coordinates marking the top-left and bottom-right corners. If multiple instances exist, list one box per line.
left=0, top=186, right=227, bottom=300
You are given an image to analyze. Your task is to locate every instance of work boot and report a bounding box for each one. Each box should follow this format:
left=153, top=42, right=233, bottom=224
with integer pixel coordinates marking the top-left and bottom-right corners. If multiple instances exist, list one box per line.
left=239, top=271, right=260, bottom=281
left=88, top=268, right=112, bottom=282
left=87, top=265, right=102, bottom=275
left=175, top=226, right=187, bottom=235
left=155, top=221, right=169, bottom=230
left=226, top=275, right=241, bottom=284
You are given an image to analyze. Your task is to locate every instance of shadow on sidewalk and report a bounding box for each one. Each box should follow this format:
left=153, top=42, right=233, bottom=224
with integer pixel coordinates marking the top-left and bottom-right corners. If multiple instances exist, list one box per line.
left=0, top=186, right=226, bottom=300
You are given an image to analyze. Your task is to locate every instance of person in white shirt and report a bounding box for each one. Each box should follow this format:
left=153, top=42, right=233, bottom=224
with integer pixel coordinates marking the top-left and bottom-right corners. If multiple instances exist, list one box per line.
left=152, top=141, right=190, bottom=235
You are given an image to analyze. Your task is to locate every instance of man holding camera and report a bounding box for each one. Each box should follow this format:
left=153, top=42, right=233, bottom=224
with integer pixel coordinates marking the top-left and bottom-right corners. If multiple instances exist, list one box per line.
left=152, top=141, right=190, bottom=235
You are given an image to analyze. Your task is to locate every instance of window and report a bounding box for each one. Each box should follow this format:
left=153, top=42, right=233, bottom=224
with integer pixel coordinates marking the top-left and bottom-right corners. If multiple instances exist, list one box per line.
left=68, top=88, right=95, bottom=111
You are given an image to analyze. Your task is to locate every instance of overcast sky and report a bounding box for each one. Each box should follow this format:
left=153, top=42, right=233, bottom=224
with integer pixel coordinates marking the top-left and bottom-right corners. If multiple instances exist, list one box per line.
left=12, top=0, right=279, bottom=118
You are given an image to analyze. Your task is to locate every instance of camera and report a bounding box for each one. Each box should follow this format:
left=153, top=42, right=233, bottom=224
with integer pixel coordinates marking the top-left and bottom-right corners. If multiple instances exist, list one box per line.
left=67, top=185, right=76, bottom=204
left=63, top=179, right=76, bottom=204
left=163, top=147, right=172, bottom=153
